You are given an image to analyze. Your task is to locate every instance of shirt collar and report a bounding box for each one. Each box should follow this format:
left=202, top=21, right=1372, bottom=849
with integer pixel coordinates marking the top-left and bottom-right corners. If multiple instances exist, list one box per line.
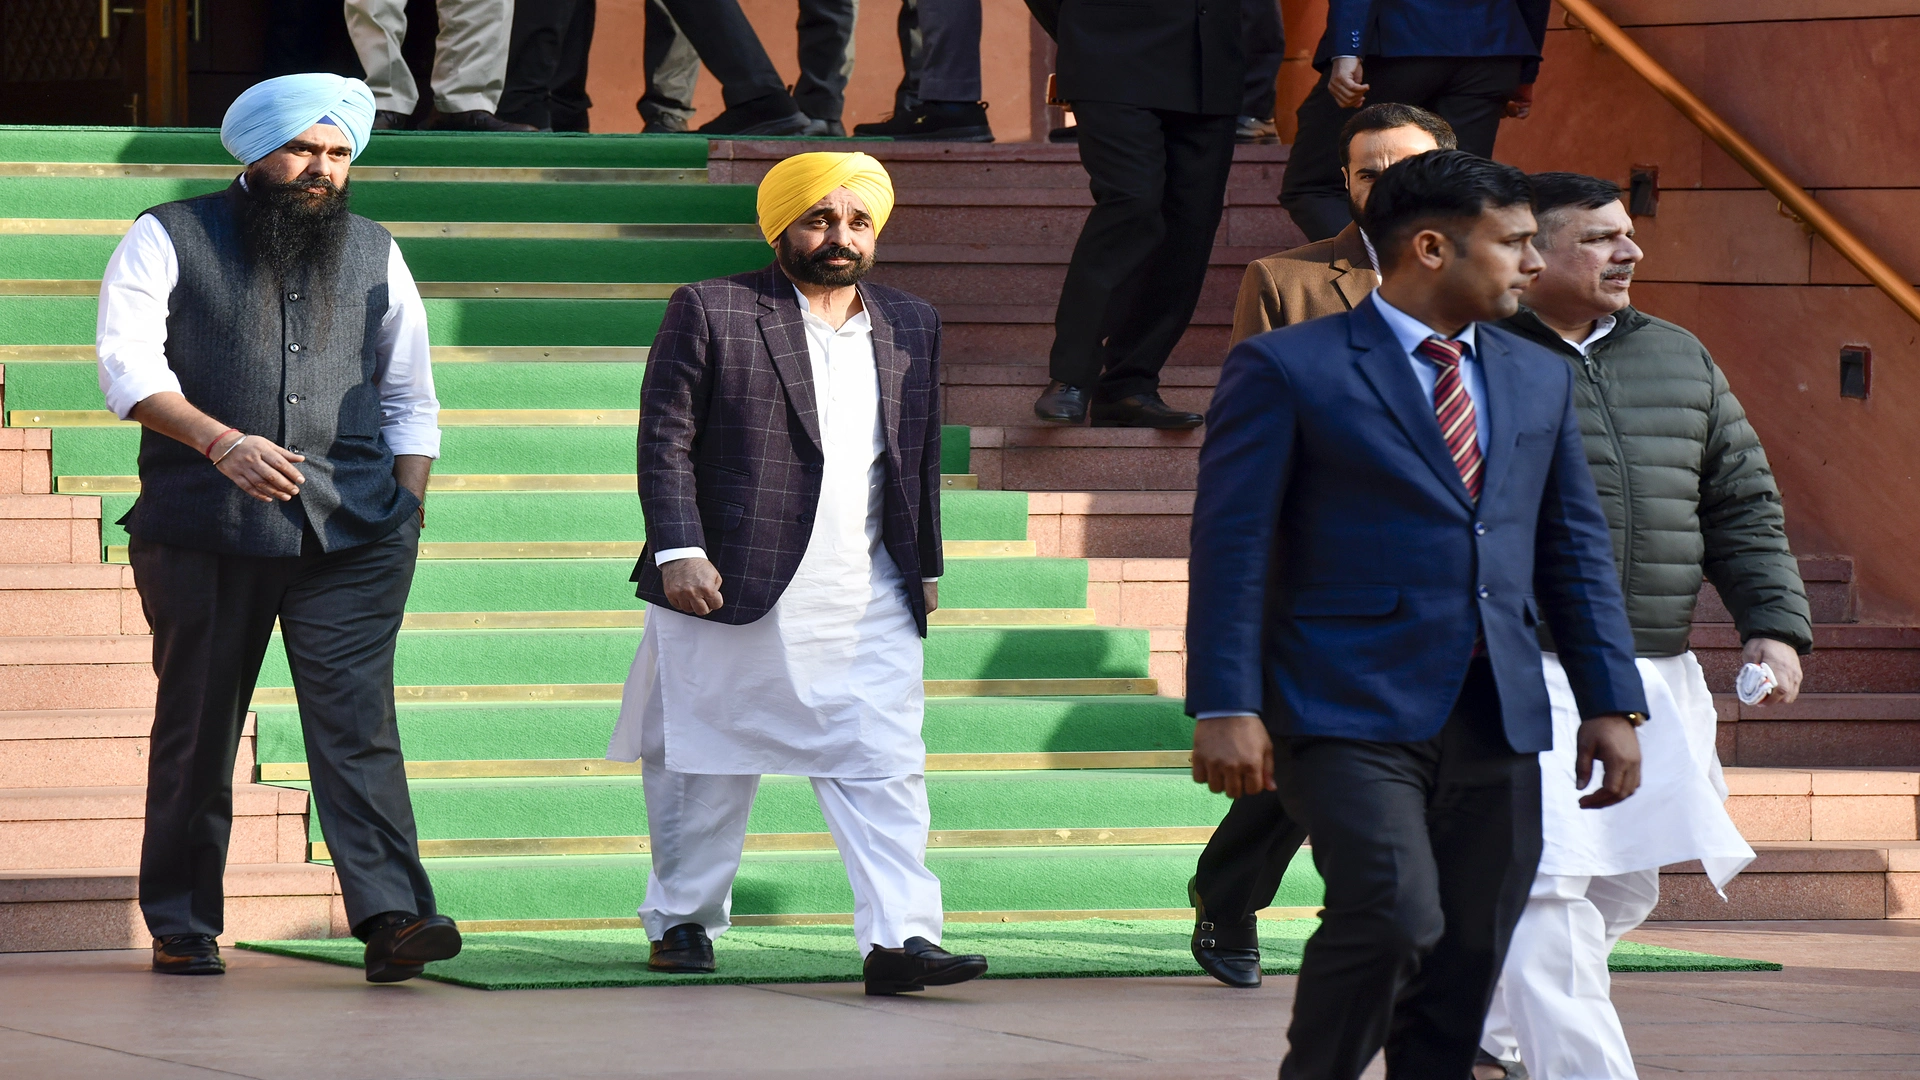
left=793, top=285, right=872, bottom=334
left=1570, top=314, right=1617, bottom=356
left=1368, top=290, right=1478, bottom=361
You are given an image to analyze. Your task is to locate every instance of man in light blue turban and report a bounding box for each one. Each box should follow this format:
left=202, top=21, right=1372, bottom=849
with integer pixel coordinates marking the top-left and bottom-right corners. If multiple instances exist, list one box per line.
left=96, top=72, right=459, bottom=984
left=220, top=73, right=378, bottom=165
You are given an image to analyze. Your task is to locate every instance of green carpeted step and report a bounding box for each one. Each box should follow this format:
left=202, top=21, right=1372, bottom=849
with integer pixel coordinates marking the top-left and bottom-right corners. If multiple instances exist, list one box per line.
left=284, top=769, right=1225, bottom=842
left=88, top=489, right=1027, bottom=548
left=253, top=694, right=1187, bottom=764
left=1, top=296, right=667, bottom=347
left=400, top=846, right=1324, bottom=922
left=254, top=625, right=1150, bottom=688
left=0, top=126, right=711, bottom=169
left=398, top=555, right=1082, bottom=615
left=0, top=234, right=771, bottom=285
left=4, top=360, right=649, bottom=413
left=940, top=424, right=969, bottom=474
left=0, top=177, right=756, bottom=224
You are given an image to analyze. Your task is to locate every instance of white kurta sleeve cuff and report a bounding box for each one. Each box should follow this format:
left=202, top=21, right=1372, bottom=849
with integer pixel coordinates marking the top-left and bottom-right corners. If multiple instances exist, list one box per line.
left=655, top=547, right=708, bottom=565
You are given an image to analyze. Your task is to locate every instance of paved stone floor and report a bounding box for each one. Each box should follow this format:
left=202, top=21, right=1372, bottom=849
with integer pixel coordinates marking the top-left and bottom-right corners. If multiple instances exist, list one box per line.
left=0, top=921, right=1915, bottom=1079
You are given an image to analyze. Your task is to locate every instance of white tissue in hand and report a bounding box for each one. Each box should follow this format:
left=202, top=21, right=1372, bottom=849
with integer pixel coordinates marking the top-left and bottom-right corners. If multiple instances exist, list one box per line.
left=1735, top=662, right=1777, bottom=706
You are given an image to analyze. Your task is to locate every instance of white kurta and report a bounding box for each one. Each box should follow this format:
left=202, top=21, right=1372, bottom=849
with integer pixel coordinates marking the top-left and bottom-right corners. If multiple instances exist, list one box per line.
left=607, top=296, right=926, bottom=778
left=1537, top=653, right=1753, bottom=889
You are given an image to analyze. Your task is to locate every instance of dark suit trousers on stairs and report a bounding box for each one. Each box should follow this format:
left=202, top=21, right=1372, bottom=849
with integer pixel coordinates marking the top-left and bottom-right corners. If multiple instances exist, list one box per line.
left=129, top=520, right=436, bottom=939
left=1195, top=788, right=1309, bottom=921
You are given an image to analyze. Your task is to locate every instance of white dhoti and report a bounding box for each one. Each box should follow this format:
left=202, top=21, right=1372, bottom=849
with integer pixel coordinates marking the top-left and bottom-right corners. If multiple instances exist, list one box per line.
left=607, top=294, right=943, bottom=956
left=1483, top=653, right=1754, bottom=1079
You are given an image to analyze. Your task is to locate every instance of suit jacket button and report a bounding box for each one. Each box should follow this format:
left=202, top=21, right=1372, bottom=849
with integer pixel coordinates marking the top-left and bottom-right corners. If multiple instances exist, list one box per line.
left=1474, top=522, right=1487, bottom=536
left=1477, top=585, right=1491, bottom=599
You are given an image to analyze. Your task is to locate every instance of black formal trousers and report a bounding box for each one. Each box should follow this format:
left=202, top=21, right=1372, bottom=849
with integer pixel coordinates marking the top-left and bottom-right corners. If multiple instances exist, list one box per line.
left=1194, top=788, right=1308, bottom=920
left=1241, top=0, right=1285, bottom=120
left=638, top=0, right=852, bottom=125
left=130, top=519, right=436, bottom=940
left=1277, top=57, right=1526, bottom=241
left=1049, top=102, right=1237, bottom=402
left=1276, top=659, right=1542, bottom=1080
left=501, top=0, right=596, bottom=131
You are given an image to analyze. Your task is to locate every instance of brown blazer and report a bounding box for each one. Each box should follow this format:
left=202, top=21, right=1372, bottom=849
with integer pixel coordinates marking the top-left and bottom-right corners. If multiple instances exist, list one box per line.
left=1229, top=222, right=1380, bottom=344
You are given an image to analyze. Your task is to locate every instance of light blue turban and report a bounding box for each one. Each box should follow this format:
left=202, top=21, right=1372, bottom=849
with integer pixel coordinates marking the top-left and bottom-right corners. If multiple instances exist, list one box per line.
left=220, top=74, right=376, bottom=166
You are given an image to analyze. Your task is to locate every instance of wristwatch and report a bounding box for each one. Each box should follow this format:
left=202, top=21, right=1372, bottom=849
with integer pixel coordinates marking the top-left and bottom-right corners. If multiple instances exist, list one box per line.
left=1621, top=711, right=1647, bottom=727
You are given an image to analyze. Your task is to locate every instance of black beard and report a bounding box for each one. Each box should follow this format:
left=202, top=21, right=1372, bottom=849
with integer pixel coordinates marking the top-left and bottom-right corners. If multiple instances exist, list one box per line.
left=239, top=171, right=350, bottom=283
left=778, top=239, right=875, bottom=287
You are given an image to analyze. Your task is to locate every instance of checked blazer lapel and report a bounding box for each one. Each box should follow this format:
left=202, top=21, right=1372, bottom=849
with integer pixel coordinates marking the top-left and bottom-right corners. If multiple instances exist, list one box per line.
left=862, top=285, right=909, bottom=470
left=1351, top=304, right=1477, bottom=513
left=755, top=269, right=822, bottom=453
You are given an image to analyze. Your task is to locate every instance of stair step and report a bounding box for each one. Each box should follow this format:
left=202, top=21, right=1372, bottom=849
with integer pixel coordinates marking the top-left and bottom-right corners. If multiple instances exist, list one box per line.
left=0, top=126, right=714, bottom=169
left=970, top=426, right=1205, bottom=492
left=1694, top=624, right=1920, bottom=693
left=0, top=862, right=340, bottom=951
left=0, top=634, right=154, bottom=710
left=1725, top=766, right=1920, bottom=841
left=0, top=783, right=306, bottom=870
left=259, top=750, right=1190, bottom=782
left=1696, top=556, right=1856, bottom=624
left=944, top=364, right=1217, bottom=428
left=0, top=494, right=100, bottom=564
left=253, top=695, right=1192, bottom=764
left=1654, top=840, right=1920, bottom=921
left=1029, top=492, right=1197, bottom=559
left=0, top=562, right=137, bottom=635
left=0, top=707, right=252, bottom=788
left=1720, top=692, right=1920, bottom=767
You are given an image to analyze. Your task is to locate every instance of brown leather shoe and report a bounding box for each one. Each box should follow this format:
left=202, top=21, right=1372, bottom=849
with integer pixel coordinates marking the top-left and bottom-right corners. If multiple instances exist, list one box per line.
left=1090, top=392, right=1203, bottom=429
left=152, top=933, right=225, bottom=975
left=362, top=912, right=462, bottom=983
left=648, top=922, right=716, bottom=973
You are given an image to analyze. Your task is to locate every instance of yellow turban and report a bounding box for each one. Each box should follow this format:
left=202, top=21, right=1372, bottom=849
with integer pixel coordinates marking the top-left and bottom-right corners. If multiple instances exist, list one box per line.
left=755, top=151, right=895, bottom=245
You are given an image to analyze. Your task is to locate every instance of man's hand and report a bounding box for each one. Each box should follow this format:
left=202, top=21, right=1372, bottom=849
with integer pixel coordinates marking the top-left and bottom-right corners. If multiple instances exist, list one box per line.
left=394, top=454, right=431, bottom=526
left=1743, top=636, right=1803, bottom=705
left=1576, top=714, right=1642, bottom=809
left=214, top=436, right=306, bottom=502
left=1505, top=82, right=1535, bottom=119
left=923, top=580, right=939, bottom=615
left=1329, top=57, right=1370, bottom=109
left=1191, top=714, right=1276, bottom=799
left=662, top=557, right=725, bottom=616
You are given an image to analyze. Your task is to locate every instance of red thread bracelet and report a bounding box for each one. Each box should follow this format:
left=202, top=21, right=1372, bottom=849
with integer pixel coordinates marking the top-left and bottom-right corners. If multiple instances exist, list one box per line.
left=203, top=428, right=241, bottom=459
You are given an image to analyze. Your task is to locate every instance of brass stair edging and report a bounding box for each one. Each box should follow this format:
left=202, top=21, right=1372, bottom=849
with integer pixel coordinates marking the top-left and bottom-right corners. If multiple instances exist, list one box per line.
left=393, top=607, right=1092, bottom=630
left=451, top=907, right=1322, bottom=932
left=2, top=219, right=753, bottom=240
left=0, top=281, right=680, bottom=300
left=1559, top=0, right=1920, bottom=327
left=15, top=408, right=643, bottom=427
left=112, top=540, right=1045, bottom=562
left=0, top=344, right=650, bottom=363
left=0, top=162, right=707, bottom=184
left=314, top=825, right=1217, bottom=860
left=259, top=749, right=1188, bottom=781
left=252, top=676, right=1156, bottom=707
left=62, top=471, right=980, bottom=494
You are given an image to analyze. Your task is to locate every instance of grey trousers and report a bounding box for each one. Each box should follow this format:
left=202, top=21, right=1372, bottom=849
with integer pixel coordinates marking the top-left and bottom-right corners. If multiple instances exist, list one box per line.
left=131, top=519, right=434, bottom=939
left=640, top=0, right=855, bottom=124
left=888, top=0, right=982, bottom=110
left=344, top=0, right=514, bottom=113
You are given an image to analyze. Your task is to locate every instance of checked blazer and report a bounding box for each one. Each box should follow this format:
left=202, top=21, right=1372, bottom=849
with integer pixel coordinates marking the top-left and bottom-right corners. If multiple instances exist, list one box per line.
left=632, top=263, right=945, bottom=634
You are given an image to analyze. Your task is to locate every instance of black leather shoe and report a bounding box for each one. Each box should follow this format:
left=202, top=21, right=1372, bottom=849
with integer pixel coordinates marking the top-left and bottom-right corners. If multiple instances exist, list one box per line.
left=423, top=109, right=538, bottom=132
left=864, top=936, right=988, bottom=995
left=152, top=933, right=224, bottom=975
left=1189, top=878, right=1261, bottom=988
left=1090, top=392, right=1203, bottom=429
left=361, top=912, right=462, bottom=983
left=1474, top=1048, right=1530, bottom=1080
left=371, top=109, right=413, bottom=131
left=648, top=922, right=716, bottom=973
left=1033, top=380, right=1089, bottom=424
left=697, top=93, right=811, bottom=136
left=852, top=101, right=993, bottom=142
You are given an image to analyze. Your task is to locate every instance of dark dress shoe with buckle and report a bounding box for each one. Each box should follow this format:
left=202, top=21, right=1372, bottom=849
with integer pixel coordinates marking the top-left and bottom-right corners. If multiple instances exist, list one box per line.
left=1091, top=392, right=1204, bottom=429
left=648, top=922, right=716, bottom=973
left=361, top=912, right=462, bottom=983
left=152, top=933, right=225, bottom=975
left=1189, top=878, right=1261, bottom=988
left=863, top=936, right=988, bottom=995
left=1033, top=380, right=1089, bottom=424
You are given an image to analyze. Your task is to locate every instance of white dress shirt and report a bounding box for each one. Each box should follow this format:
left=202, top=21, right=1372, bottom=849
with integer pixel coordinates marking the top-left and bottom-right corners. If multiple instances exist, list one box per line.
left=1367, top=290, right=1491, bottom=458
left=95, top=211, right=442, bottom=458
left=1567, top=314, right=1617, bottom=357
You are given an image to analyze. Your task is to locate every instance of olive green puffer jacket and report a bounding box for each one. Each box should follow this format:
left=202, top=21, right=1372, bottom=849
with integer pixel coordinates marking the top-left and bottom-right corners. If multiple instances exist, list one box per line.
left=1503, top=306, right=1812, bottom=657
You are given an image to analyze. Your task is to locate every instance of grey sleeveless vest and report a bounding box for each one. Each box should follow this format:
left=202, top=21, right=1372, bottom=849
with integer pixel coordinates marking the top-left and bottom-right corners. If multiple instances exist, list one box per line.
left=125, top=183, right=420, bottom=556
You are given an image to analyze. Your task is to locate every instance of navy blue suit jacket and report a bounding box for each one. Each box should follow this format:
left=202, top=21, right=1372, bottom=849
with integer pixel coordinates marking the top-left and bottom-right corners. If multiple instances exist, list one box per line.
left=1315, top=0, right=1549, bottom=74
left=1185, top=296, right=1645, bottom=753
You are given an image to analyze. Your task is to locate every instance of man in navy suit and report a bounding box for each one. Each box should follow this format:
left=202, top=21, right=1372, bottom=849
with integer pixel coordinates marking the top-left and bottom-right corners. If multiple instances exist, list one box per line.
left=1186, top=150, right=1648, bottom=1079
left=1280, top=0, right=1549, bottom=241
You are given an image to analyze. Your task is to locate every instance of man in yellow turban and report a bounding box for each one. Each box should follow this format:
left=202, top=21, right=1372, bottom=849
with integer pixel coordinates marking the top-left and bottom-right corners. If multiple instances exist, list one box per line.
left=610, top=152, right=988, bottom=996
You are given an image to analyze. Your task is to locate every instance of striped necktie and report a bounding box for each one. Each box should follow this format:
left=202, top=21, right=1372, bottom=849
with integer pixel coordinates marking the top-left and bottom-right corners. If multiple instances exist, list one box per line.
left=1415, top=336, right=1483, bottom=500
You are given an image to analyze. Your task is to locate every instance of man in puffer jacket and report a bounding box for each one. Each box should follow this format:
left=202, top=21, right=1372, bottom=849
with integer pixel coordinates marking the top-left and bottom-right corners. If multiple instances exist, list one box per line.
left=1475, top=172, right=1814, bottom=1080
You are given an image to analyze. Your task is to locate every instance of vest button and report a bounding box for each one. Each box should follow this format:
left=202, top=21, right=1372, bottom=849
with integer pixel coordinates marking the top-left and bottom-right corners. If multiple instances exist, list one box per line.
left=288, top=343, right=300, bottom=353
left=287, top=394, right=300, bottom=404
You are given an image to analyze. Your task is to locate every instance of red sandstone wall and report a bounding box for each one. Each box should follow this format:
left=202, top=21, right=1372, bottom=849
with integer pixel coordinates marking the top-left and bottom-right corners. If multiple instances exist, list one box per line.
left=1497, top=0, right=1920, bottom=623
left=584, top=0, right=1037, bottom=139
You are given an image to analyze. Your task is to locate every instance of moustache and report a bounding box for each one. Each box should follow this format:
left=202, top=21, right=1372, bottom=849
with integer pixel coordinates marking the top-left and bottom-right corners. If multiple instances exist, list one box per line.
left=1601, top=266, right=1635, bottom=282
left=809, top=244, right=863, bottom=263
